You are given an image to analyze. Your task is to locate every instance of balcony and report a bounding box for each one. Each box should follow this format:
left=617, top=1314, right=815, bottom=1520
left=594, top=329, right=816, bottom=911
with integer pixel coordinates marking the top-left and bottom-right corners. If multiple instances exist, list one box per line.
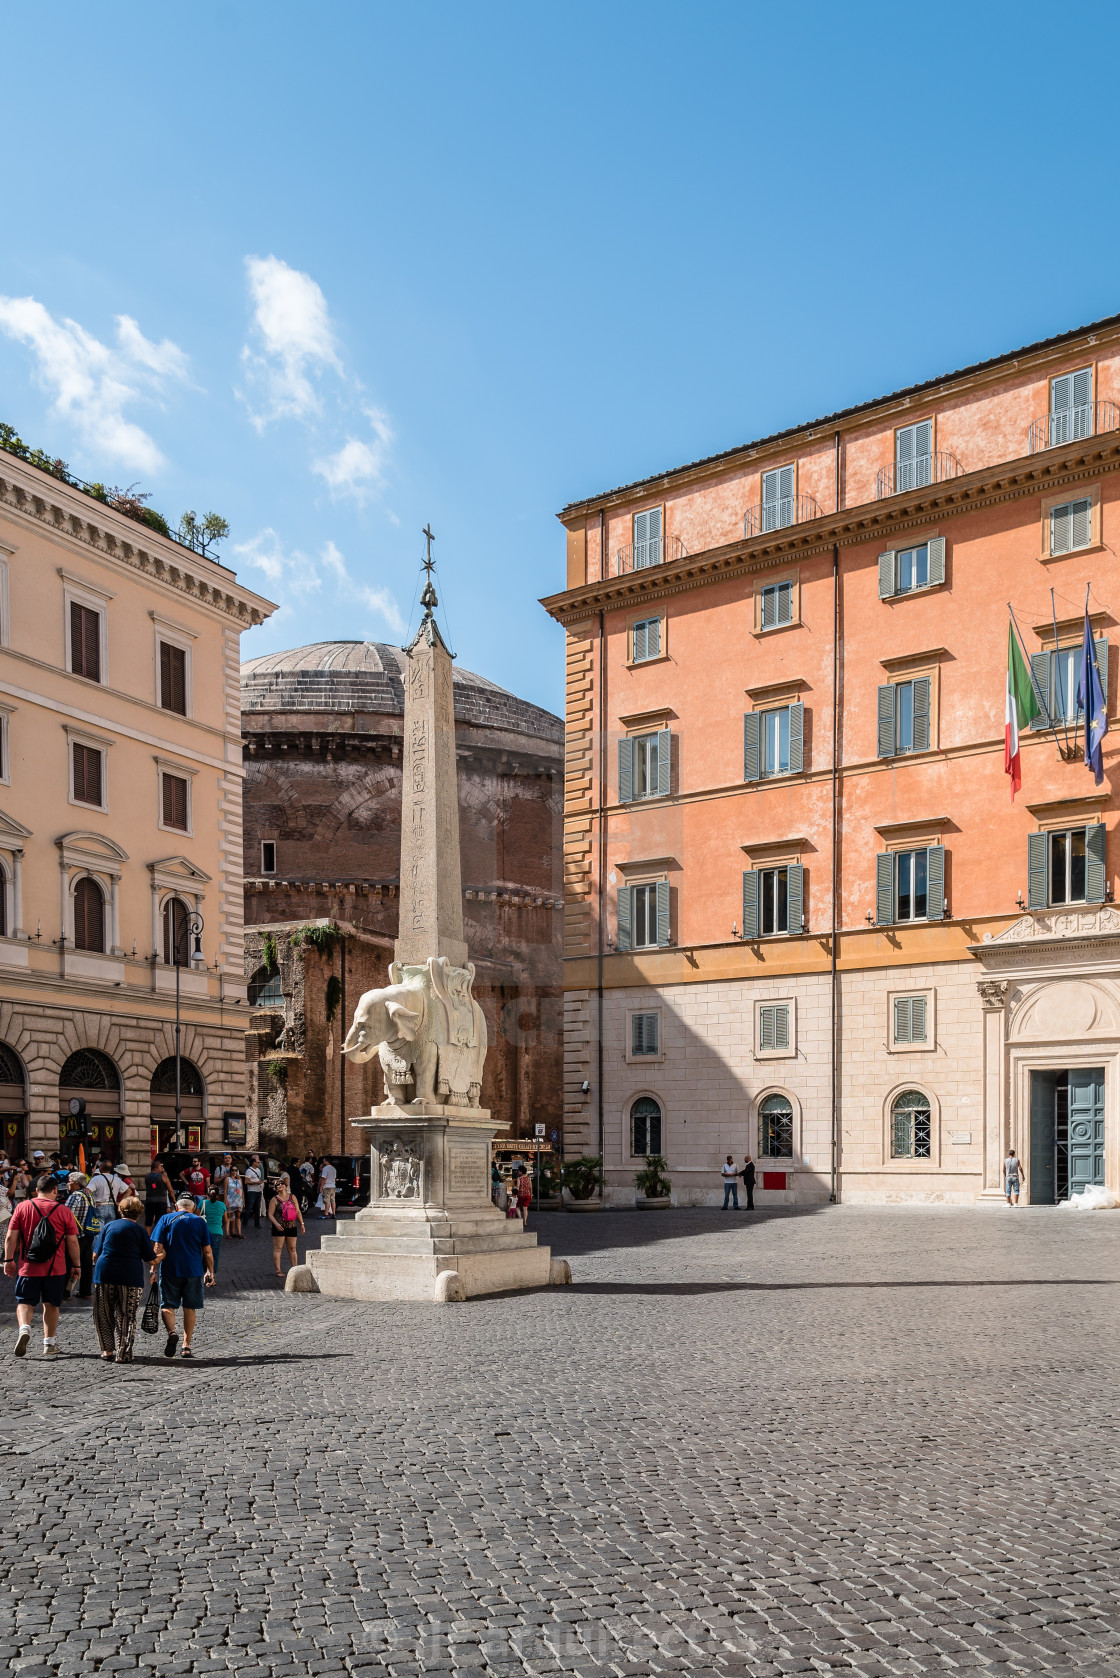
left=1028, top=401, right=1120, bottom=454
left=743, top=493, right=823, bottom=538
left=875, top=451, right=964, bottom=499
left=613, top=533, right=687, bottom=575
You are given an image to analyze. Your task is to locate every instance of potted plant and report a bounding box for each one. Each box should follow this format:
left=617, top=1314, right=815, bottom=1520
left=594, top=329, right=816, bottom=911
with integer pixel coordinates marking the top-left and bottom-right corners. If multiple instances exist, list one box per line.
left=634, top=1154, right=672, bottom=1209
left=537, top=1156, right=563, bottom=1209
left=561, top=1155, right=603, bottom=1211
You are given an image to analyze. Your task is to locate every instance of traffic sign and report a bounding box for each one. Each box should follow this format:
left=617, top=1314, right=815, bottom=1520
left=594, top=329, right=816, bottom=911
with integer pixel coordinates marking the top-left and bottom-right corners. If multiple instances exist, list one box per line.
left=534, top=1123, right=546, bottom=1137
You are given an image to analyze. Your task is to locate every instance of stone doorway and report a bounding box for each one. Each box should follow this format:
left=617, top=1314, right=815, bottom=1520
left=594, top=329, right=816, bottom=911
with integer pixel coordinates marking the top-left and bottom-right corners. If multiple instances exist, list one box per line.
left=1029, top=1068, right=1105, bottom=1203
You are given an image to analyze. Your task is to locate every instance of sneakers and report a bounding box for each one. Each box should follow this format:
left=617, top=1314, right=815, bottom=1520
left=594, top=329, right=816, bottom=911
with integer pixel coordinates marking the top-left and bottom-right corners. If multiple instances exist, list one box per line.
left=13, top=1325, right=30, bottom=1358
left=42, top=1342, right=58, bottom=1359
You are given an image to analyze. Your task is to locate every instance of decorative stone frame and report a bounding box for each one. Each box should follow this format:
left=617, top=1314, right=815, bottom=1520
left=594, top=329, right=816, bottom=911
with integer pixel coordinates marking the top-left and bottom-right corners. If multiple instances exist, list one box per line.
left=0, top=545, right=11, bottom=648
left=754, top=996, right=796, bottom=1059
left=752, top=568, right=801, bottom=636
left=877, top=648, right=948, bottom=758
left=887, top=985, right=937, bottom=1053
left=622, top=1088, right=666, bottom=1163
left=150, top=610, right=196, bottom=717
left=753, top=1084, right=801, bottom=1163
left=60, top=567, right=113, bottom=685
left=626, top=611, right=669, bottom=668
left=0, top=810, right=31, bottom=938
left=148, top=855, right=211, bottom=965
left=65, top=724, right=111, bottom=814
left=882, top=1081, right=942, bottom=1169
left=625, top=1004, right=664, bottom=1065
left=56, top=830, right=128, bottom=956
left=155, top=755, right=198, bottom=839
left=1040, top=482, right=1101, bottom=561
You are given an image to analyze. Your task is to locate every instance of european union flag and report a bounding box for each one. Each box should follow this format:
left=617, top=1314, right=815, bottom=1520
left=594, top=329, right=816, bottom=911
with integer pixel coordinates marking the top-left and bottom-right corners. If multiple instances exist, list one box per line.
left=1076, top=610, right=1108, bottom=786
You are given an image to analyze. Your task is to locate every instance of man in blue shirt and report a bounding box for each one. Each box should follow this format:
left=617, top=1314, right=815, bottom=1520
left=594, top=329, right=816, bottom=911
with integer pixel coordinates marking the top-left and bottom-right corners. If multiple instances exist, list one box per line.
left=151, top=1193, right=214, bottom=1359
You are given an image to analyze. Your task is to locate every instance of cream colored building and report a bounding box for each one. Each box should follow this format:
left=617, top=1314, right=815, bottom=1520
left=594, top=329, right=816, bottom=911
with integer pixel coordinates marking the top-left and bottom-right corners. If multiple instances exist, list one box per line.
left=0, top=448, right=274, bottom=1168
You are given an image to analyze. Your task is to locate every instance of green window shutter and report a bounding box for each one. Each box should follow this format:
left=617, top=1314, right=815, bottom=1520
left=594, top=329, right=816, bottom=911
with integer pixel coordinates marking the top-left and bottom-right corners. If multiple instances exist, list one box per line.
left=649, top=507, right=663, bottom=562
left=777, top=581, right=793, bottom=625
left=761, top=585, right=777, bottom=629
left=1073, top=367, right=1093, bottom=408
left=912, top=676, right=931, bottom=752
left=786, top=862, right=804, bottom=934
left=1086, top=823, right=1107, bottom=904
left=656, top=729, right=671, bottom=797
left=743, top=712, right=761, bottom=782
left=911, top=994, right=928, bottom=1043
left=773, top=1004, right=790, bottom=1050
left=632, top=621, right=647, bottom=662
left=617, top=885, right=632, bottom=951
left=927, top=536, right=946, bottom=585
left=1027, top=831, right=1048, bottom=908
left=1051, top=503, right=1072, bottom=556
left=646, top=617, right=661, bottom=658
left=925, top=845, right=945, bottom=921
left=894, top=996, right=912, bottom=1044
left=876, top=852, right=894, bottom=925
left=655, top=880, right=671, bottom=946
left=759, top=1004, right=776, bottom=1050
left=1094, top=637, right=1109, bottom=712
left=788, top=702, right=804, bottom=774
left=877, top=684, right=896, bottom=757
left=742, top=870, right=759, bottom=940
left=878, top=550, right=896, bottom=599
left=618, top=737, right=633, bottom=803
left=1030, top=651, right=1052, bottom=730
left=1072, top=498, right=1092, bottom=549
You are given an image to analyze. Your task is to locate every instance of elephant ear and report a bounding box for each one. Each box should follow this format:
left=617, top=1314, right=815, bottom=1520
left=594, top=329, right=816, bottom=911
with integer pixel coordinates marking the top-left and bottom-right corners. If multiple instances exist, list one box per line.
left=386, top=998, right=423, bottom=1042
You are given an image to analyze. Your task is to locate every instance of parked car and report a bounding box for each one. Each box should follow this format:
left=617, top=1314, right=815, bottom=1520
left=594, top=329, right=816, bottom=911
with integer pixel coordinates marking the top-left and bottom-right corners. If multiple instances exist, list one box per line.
left=321, top=1154, right=370, bottom=1210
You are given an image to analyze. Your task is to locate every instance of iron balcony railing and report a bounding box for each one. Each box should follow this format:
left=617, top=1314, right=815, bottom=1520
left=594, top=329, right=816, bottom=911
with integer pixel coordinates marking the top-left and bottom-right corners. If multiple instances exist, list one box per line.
left=1028, top=401, right=1120, bottom=454
left=875, top=451, right=964, bottom=500
left=743, top=492, right=823, bottom=538
left=613, top=533, right=687, bottom=575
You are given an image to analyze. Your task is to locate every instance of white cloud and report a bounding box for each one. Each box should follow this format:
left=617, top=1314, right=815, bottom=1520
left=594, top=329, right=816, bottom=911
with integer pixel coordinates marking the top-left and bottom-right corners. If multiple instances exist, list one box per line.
left=0, top=296, right=188, bottom=473
left=240, top=255, right=341, bottom=428
left=234, top=530, right=405, bottom=636
left=312, top=406, right=393, bottom=502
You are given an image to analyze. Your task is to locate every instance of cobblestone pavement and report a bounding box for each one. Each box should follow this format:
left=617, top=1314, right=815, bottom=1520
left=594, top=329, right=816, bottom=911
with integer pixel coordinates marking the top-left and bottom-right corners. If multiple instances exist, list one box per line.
left=3, top=1204, right=1120, bottom=1677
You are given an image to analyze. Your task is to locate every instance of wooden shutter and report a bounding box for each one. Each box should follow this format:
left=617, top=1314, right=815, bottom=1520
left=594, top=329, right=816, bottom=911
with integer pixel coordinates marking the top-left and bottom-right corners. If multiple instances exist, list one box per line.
left=1071, top=367, right=1093, bottom=409
left=633, top=510, right=649, bottom=568
left=163, top=774, right=188, bottom=832
left=1027, top=831, right=1048, bottom=908
left=761, top=585, right=776, bottom=629
left=759, top=1004, right=776, bottom=1050
left=787, top=702, right=804, bottom=774
left=631, top=621, right=646, bottom=663
left=656, top=729, right=671, bottom=798
left=646, top=617, right=661, bottom=659
left=877, top=684, right=896, bottom=757
left=73, top=744, right=102, bottom=807
left=1094, top=637, right=1109, bottom=711
left=878, top=550, right=896, bottom=599
left=655, top=880, right=671, bottom=946
left=743, top=713, right=760, bottom=782
left=773, top=1004, right=790, bottom=1049
left=1051, top=502, right=1072, bottom=556
left=776, top=581, right=793, bottom=625
left=778, top=465, right=794, bottom=502
left=74, top=876, right=104, bottom=953
left=927, top=536, right=946, bottom=585
left=616, top=885, right=631, bottom=951
left=618, top=738, right=633, bottom=803
left=1030, top=651, right=1052, bottom=730
left=1072, top=497, right=1092, bottom=549
left=160, top=642, right=187, bottom=713
left=1086, top=822, right=1107, bottom=904
left=648, top=507, right=662, bottom=564
left=786, top=863, right=804, bottom=934
left=925, top=844, right=945, bottom=921
left=762, top=469, right=780, bottom=511
left=876, top=852, right=894, bottom=925
left=71, top=602, right=101, bottom=681
left=742, top=870, right=759, bottom=940
left=894, top=996, right=912, bottom=1044
left=910, top=994, right=928, bottom=1042
left=911, top=676, right=931, bottom=752
left=897, top=425, right=914, bottom=467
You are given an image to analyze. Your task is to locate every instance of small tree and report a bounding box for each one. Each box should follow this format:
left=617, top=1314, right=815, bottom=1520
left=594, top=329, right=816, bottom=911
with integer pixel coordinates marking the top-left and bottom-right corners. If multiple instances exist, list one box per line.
left=178, top=510, right=230, bottom=558
left=561, top=1155, right=602, bottom=1201
left=634, top=1153, right=671, bottom=1199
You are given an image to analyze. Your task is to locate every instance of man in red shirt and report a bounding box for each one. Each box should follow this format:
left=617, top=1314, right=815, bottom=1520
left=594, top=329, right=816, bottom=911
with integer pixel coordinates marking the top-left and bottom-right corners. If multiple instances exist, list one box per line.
left=181, top=1157, right=210, bottom=1210
left=3, top=1173, right=81, bottom=1358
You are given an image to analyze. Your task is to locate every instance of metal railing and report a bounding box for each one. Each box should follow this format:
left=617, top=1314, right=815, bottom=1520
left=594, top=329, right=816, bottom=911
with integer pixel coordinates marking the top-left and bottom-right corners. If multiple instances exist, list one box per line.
left=743, top=493, right=823, bottom=538
left=1028, top=401, right=1120, bottom=454
left=875, top=451, right=964, bottom=499
left=613, top=533, right=686, bottom=575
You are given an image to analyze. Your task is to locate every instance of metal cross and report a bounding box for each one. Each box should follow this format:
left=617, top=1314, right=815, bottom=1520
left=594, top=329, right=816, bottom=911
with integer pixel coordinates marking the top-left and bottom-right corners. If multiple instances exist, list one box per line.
left=422, top=524, right=435, bottom=576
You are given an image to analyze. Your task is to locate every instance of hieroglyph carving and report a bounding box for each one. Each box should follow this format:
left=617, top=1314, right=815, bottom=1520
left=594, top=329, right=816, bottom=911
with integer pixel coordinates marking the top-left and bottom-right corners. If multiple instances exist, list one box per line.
left=379, top=1138, right=421, bottom=1200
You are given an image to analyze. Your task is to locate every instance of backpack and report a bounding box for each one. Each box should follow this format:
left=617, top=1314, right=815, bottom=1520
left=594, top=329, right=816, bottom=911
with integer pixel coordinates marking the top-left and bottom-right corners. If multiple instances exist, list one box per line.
left=24, top=1202, right=65, bottom=1266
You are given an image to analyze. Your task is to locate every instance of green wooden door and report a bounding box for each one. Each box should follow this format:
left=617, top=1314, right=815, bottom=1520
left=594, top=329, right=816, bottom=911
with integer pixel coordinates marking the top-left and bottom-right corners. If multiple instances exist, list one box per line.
left=1067, top=1068, right=1105, bottom=1195
left=1030, top=1071, right=1056, bottom=1204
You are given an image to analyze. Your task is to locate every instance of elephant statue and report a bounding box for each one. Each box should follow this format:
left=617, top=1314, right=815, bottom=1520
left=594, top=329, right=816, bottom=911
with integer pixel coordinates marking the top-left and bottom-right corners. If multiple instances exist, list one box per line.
left=342, top=955, right=487, bottom=1109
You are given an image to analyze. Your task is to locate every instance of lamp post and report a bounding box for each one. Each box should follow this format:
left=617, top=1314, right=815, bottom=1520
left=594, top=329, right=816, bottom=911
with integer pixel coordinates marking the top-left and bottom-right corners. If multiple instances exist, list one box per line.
left=173, top=910, right=205, bottom=1150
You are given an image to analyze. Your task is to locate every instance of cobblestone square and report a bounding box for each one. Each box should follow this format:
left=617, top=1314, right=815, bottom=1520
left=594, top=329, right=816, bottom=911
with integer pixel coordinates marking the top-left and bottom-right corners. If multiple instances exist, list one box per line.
left=3, top=1205, right=1120, bottom=1676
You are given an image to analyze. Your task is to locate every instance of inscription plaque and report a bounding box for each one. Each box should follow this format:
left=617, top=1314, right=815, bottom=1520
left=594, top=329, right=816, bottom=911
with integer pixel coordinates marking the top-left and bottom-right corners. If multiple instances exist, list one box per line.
left=448, top=1143, right=487, bottom=1193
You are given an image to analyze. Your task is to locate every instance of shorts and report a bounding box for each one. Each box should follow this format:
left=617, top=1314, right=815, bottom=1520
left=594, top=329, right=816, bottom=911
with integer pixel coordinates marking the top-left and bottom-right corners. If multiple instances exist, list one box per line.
left=15, top=1274, right=67, bottom=1307
left=159, top=1273, right=205, bottom=1311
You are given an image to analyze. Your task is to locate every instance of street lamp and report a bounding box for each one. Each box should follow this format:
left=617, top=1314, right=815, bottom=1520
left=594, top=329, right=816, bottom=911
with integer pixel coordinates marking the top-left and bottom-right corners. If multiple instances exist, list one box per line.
left=172, top=909, right=205, bottom=1150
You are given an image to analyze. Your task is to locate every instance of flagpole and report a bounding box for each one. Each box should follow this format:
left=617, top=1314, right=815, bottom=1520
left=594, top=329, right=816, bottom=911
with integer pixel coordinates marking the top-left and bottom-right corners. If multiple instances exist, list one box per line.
left=1050, top=589, right=1075, bottom=761
left=1007, top=603, right=1064, bottom=758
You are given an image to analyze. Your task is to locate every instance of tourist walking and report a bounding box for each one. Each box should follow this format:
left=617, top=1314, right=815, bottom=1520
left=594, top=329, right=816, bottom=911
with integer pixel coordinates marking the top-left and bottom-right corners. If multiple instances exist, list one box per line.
left=87, top=1159, right=127, bottom=1235
left=144, top=1158, right=174, bottom=1231
left=1004, top=1149, right=1025, bottom=1205
left=4, top=1173, right=81, bottom=1358
left=224, top=1165, right=244, bottom=1236
left=180, top=1156, right=210, bottom=1209
left=64, top=1172, right=98, bottom=1299
left=739, top=1153, right=756, bottom=1211
left=515, top=1164, right=533, bottom=1227
left=92, top=1196, right=155, bottom=1363
left=268, top=1174, right=304, bottom=1278
left=318, top=1157, right=337, bottom=1218
left=212, top=1152, right=234, bottom=1198
left=721, top=1156, right=740, bottom=1209
left=152, top=1194, right=214, bottom=1358
left=244, top=1156, right=264, bottom=1228
left=203, top=1187, right=228, bottom=1272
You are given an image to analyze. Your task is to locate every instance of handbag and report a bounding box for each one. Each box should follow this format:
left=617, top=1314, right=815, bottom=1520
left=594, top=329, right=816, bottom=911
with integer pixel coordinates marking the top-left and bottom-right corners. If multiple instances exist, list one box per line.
left=140, top=1283, right=161, bottom=1335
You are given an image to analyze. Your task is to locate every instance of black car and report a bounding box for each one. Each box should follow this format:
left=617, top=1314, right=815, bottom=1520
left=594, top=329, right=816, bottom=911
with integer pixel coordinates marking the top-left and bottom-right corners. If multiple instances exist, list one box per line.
left=321, top=1154, right=370, bottom=1210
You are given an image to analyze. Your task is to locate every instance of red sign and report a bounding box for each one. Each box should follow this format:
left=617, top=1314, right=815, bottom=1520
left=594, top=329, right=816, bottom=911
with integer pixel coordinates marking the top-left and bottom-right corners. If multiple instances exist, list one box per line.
left=761, top=1171, right=787, bottom=1191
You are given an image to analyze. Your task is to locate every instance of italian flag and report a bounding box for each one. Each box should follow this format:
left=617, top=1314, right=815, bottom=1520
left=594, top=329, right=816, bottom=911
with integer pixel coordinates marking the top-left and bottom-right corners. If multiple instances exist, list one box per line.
left=1005, top=622, right=1042, bottom=799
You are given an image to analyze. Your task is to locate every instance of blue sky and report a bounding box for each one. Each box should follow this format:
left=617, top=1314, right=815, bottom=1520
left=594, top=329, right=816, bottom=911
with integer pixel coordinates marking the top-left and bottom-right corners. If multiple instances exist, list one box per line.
left=2, top=1, right=1119, bottom=716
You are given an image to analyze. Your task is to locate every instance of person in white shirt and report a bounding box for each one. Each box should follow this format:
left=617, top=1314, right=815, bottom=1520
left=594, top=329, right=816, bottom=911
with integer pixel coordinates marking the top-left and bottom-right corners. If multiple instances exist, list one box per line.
left=244, top=1156, right=264, bottom=1229
left=720, top=1156, right=740, bottom=1210
left=318, top=1158, right=337, bottom=1218
left=87, top=1159, right=128, bottom=1232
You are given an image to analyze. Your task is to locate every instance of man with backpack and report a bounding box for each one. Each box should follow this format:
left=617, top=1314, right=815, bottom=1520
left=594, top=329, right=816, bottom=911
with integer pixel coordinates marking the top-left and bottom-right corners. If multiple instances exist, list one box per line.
left=3, top=1172, right=81, bottom=1357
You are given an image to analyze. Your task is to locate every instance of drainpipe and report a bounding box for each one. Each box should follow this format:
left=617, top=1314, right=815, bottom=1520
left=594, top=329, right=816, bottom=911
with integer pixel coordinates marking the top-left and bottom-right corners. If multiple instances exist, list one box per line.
left=830, top=430, right=841, bottom=1203
left=597, top=539, right=607, bottom=1171
left=339, top=935, right=347, bottom=1155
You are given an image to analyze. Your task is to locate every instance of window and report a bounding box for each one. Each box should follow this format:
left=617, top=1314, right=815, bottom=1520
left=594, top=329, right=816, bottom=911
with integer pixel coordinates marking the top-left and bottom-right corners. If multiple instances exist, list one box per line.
left=70, top=602, right=102, bottom=682
left=744, top=704, right=804, bottom=781
left=893, top=994, right=928, bottom=1045
left=877, top=676, right=930, bottom=756
left=758, top=1003, right=790, bottom=1051
left=742, top=864, right=804, bottom=939
left=761, top=465, right=796, bottom=532
left=261, top=840, right=277, bottom=875
left=163, top=897, right=190, bottom=966
left=159, top=642, right=188, bottom=714
left=73, top=876, right=105, bottom=953
left=876, top=846, right=945, bottom=925
left=633, top=508, right=662, bottom=570
left=618, top=881, right=670, bottom=950
left=891, top=1088, right=931, bottom=1159
left=1050, top=368, right=1093, bottom=445
left=759, top=580, right=794, bottom=629
left=878, top=539, right=945, bottom=599
left=72, top=742, right=103, bottom=808
left=759, top=1094, right=793, bottom=1157
left=631, top=617, right=662, bottom=663
left=631, top=1012, right=659, bottom=1056
left=631, top=1096, right=662, bottom=1156
left=1028, top=824, right=1106, bottom=909
left=895, top=420, right=933, bottom=491
left=161, top=773, right=189, bottom=833
left=1031, top=638, right=1108, bottom=728
left=1049, top=497, right=1093, bottom=557
left=248, top=966, right=283, bottom=1007
left=618, top=730, right=671, bottom=802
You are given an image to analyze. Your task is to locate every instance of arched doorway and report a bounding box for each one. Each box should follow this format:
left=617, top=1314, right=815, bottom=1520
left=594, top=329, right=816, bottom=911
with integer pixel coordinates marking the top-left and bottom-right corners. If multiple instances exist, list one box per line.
left=59, top=1048, right=122, bottom=1167
left=150, top=1056, right=204, bottom=1157
left=0, top=1042, right=27, bottom=1161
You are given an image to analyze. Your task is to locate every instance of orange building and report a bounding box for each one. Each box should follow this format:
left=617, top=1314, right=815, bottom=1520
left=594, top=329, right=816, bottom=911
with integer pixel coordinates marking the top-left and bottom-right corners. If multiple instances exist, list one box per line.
left=543, top=314, right=1120, bottom=1206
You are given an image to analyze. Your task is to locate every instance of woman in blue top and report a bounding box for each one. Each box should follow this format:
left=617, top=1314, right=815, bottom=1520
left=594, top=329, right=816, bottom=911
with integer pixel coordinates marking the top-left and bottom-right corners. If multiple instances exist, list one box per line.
left=92, top=1195, right=156, bottom=1363
left=203, top=1188, right=228, bottom=1273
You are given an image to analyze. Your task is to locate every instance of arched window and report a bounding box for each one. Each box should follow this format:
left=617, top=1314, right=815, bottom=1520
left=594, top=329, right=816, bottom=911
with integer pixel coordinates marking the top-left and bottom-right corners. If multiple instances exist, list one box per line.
left=73, top=877, right=105, bottom=952
left=0, top=1041, right=25, bottom=1162
left=759, top=1093, right=794, bottom=1158
left=163, top=896, right=190, bottom=966
left=151, top=1057, right=203, bottom=1097
left=248, top=966, right=284, bottom=1007
left=891, top=1089, right=932, bottom=1159
left=59, top=1048, right=120, bottom=1091
left=631, top=1096, right=662, bottom=1157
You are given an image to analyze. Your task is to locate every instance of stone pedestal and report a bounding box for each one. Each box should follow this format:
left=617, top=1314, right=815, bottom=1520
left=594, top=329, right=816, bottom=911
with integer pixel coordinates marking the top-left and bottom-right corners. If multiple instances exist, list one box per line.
left=306, top=1102, right=552, bottom=1301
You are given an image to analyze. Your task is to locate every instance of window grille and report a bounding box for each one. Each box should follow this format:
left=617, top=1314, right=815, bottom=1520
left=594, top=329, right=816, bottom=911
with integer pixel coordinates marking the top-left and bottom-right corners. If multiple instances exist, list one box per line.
left=760, top=1094, right=793, bottom=1157
left=891, top=1089, right=931, bottom=1158
left=150, top=1056, right=204, bottom=1096
left=631, top=1096, right=662, bottom=1156
left=59, top=1048, right=120, bottom=1091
